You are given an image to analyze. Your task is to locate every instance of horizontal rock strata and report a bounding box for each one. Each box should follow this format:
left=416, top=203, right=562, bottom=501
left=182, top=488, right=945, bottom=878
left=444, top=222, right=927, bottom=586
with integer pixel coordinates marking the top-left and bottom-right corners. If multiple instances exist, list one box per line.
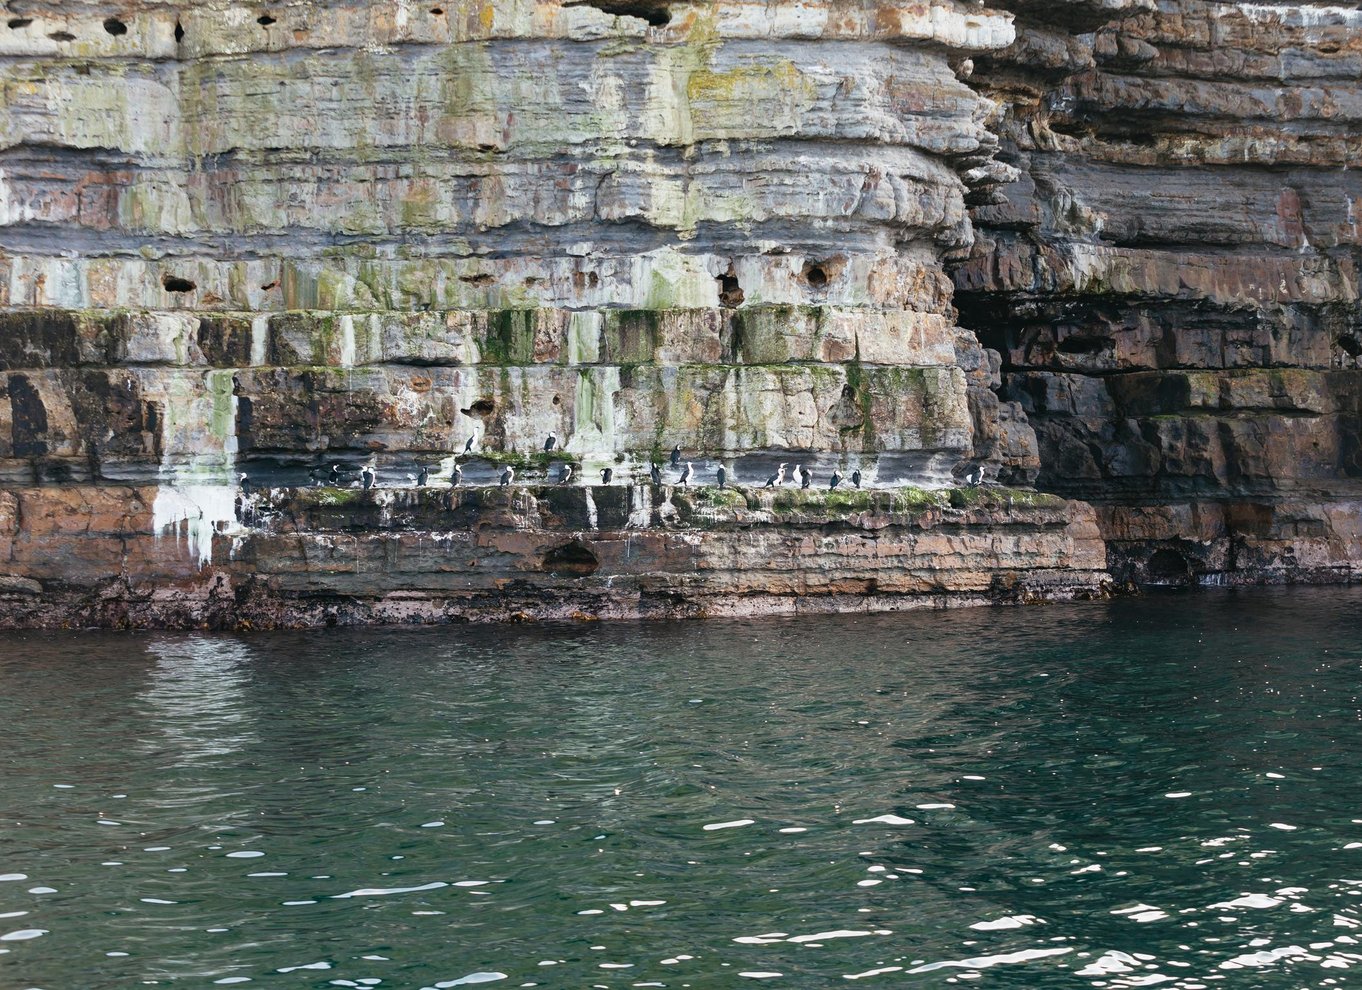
left=6, top=0, right=1361, bottom=622
left=0, top=483, right=1110, bottom=628
left=952, top=0, right=1362, bottom=587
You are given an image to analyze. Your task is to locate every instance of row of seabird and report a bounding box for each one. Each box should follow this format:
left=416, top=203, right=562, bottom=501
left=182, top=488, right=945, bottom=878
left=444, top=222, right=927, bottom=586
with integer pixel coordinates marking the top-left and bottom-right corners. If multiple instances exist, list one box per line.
left=238, top=433, right=986, bottom=494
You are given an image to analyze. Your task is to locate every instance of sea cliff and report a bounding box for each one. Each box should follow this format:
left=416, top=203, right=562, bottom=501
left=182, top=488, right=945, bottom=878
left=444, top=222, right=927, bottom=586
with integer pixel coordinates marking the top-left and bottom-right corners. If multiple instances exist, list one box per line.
left=0, top=0, right=1356, bottom=626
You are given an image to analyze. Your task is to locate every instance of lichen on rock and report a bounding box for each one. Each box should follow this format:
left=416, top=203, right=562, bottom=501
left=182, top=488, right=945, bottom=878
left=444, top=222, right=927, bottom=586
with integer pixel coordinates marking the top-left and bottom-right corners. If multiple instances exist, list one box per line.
left=8, top=0, right=1351, bottom=623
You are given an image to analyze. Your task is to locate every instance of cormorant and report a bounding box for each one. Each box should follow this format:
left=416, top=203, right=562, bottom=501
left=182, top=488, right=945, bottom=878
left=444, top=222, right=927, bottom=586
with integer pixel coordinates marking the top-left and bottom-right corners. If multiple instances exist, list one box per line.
left=451, top=461, right=463, bottom=487
left=650, top=463, right=662, bottom=486
left=500, top=465, right=514, bottom=487
left=544, top=433, right=557, bottom=452
left=851, top=469, right=862, bottom=489
left=361, top=466, right=376, bottom=490
left=238, top=472, right=251, bottom=495
left=670, top=444, right=682, bottom=467
left=417, top=466, right=429, bottom=487
left=965, top=464, right=985, bottom=487
left=717, top=465, right=726, bottom=489
left=764, top=464, right=787, bottom=488
left=679, top=462, right=692, bottom=485
left=600, top=467, right=613, bottom=485
left=798, top=464, right=811, bottom=489
left=464, top=435, right=475, bottom=454
left=559, top=463, right=574, bottom=485
left=830, top=469, right=842, bottom=490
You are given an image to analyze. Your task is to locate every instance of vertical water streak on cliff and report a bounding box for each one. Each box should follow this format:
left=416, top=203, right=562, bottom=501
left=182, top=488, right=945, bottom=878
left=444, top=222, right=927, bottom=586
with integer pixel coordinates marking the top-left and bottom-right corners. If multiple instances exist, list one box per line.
left=565, top=311, right=602, bottom=365
left=583, top=487, right=599, bottom=530
left=249, top=315, right=269, bottom=366
left=627, top=484, right=653, bottom=529
left=572, top=366, right=622, bottom=475
left=150, top=369, right=241, bottom=568
left=338, top=315, right=357, bottom=368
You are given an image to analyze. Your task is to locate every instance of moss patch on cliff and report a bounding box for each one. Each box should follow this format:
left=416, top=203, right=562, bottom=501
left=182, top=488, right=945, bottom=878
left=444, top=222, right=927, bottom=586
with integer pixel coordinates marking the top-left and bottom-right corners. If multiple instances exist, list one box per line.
left=480, top=311, right=537, bottom=365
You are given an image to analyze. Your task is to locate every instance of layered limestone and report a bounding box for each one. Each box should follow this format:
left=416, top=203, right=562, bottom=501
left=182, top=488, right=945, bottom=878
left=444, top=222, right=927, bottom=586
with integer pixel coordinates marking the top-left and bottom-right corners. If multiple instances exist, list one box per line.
left=0, top=0, right=1096, bottom=624
left=12, top=0, right=1359, bottom=622
left=952, top=0, right=1362, bottom=586
left=0, top=483, right=1109, bottom=628
left=10, top=0, right=1362, bottom=620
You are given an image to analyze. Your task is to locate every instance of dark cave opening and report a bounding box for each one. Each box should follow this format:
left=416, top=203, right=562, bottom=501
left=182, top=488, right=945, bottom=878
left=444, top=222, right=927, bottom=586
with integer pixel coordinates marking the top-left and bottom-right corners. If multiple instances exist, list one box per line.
left=162, top=275, right=197, bottom=293
left=542, top=541, right=601, bottom=577
left=570, top=1, right=671, bottom=27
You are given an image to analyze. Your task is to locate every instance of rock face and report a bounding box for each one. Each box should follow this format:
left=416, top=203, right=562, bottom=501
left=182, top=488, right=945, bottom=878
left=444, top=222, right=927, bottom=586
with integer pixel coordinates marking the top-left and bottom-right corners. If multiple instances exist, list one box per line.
left=952, top=0, right=1362, bottom=586
left=0, top=0, right=1355, bottom=625
left=0, top=483, right=1109, bottom=628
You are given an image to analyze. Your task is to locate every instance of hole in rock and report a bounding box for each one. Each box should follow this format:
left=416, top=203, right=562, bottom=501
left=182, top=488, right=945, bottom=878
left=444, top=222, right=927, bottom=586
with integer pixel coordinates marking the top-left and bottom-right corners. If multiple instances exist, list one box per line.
left=7, top=17, right=32, bottom=28
left=552, top=395, right=561, bottom=406
left=48, top=30, right=75, bottom=41
left=462, top=399, right=495, bottom=417
left=542, top=541, right=600, bottom=578
left=1056, top=334, right=1110, bottom=355
left=431, top=6, right=444, bottom=13
left=571, top=0, right=671, bottom=26
left=162, top=275, right=196, bottom=293
left=1147, top=548, right=1191, bottom=583
left=257, top=14, right=276, bottom=26
left=717, top=265, right=744, bottom=308
left=799, top=255, right=845, bottom=292
left=173, top=20, right=184, bottom=42
left=103, top=17, right=126, bottom=35
left=1337, top=332, right=1362, bottom=358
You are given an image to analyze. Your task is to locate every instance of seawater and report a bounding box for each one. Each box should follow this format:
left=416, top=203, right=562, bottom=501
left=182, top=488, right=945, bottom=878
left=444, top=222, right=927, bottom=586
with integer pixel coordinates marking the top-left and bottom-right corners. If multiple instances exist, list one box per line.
left=3, top=589, right=1362, bottom=988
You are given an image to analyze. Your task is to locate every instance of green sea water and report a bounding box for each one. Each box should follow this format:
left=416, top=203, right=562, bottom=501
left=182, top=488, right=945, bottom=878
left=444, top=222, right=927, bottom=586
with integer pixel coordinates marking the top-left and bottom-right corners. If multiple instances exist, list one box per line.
left=3, top=588, right=1362, bottom=988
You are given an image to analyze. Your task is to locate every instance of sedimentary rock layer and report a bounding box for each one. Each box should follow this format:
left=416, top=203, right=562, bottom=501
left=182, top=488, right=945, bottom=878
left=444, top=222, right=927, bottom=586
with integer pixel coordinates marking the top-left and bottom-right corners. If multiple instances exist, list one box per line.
left=953, top=0, right=1362, bottom=586
left=6, top=0, right=1360, bottom=621
left=0, top=483, right=1109, bottom=628
left=0, top=0, right=1089, bottom=626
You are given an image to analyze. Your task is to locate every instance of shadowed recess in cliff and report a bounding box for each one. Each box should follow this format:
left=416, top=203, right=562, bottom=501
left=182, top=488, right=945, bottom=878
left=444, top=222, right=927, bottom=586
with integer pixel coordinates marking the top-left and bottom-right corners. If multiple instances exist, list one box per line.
left=565, top=0, right=672, bottom=26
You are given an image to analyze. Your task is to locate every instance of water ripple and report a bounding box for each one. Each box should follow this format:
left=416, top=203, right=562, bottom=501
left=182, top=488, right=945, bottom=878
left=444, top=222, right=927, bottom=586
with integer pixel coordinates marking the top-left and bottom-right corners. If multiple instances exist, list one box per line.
left=2, top=589, right=1362, bottom=987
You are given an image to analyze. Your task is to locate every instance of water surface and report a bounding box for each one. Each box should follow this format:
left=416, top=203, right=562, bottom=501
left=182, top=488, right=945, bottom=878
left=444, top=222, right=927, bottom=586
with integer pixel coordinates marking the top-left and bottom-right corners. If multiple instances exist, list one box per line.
left=3, top=589, right=1362, bottom=988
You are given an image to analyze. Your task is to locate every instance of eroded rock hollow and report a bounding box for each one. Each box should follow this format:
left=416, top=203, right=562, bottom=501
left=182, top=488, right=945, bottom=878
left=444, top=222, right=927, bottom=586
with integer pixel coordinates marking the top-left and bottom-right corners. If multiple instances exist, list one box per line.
left=0, top=0, right=1353, bottom=626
